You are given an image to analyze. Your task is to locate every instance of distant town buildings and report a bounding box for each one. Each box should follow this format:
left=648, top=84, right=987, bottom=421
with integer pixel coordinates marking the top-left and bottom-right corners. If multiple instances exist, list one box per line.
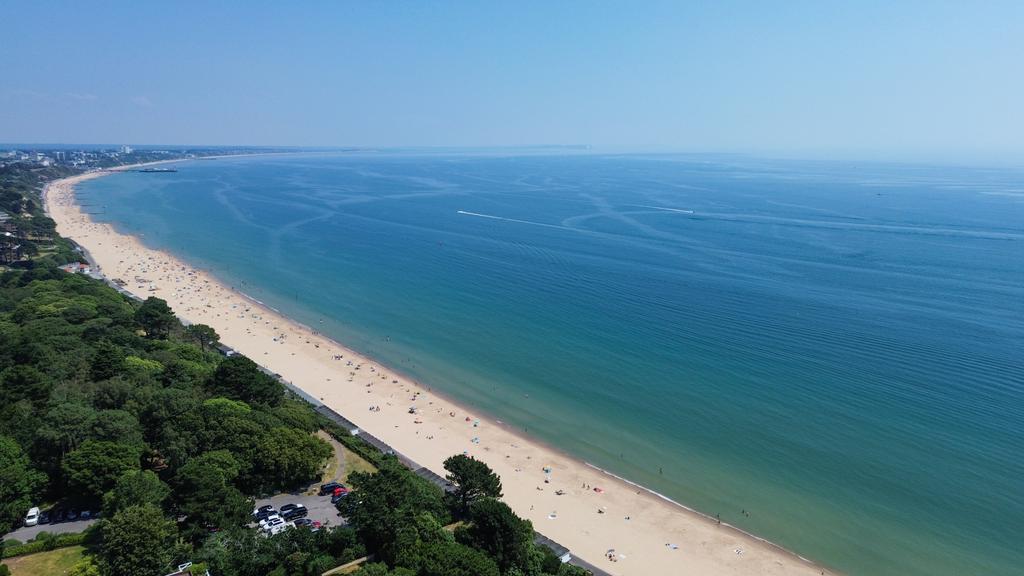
left=0, top=145, right=275, bottom=171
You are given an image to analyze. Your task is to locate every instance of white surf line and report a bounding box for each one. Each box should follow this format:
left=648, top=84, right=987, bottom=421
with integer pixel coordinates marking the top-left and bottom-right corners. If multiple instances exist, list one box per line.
left=456, top=210, right=567, bottom=230
left=634, top=205, right=695, bottom=214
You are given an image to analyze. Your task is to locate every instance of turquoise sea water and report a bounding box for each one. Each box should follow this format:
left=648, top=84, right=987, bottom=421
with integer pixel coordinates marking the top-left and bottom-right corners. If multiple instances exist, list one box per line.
left=80, top=152, right=1024, bottom=575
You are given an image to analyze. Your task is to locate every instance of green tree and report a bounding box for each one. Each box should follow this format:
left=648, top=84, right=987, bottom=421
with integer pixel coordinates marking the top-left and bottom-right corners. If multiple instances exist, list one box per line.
left=0, top=436, right=46, bottom=535
left=99, top=504, right=178, bottom=576
left=103, top=469, right=171, bottom=516
left=209, top=355, right=284, bottom=407
left=36, top=402, right=97, bottom=455
left=556, top=563, right=590, bottom=576
left=443, top=454, right=502, bottom=514
left=342, top=460, right=449, bottom=563
left=458, top=498, right=534, bottom=575
left=62, top=440, right=141, bottom=506
left=90, top=340, right=125, bottom=381
left=253, top=427, right=332, bottom=492
left=306, top=555, right=338, bottom=576
left=418, top=540, right=500, bottom=576
left=0, top=365, right=52, bottom=407
left=173, top=451, right=252, bottom=539
left=91, top=409, right=143, bottom=446
left=134, top=297, right=175, bottom=339
left=185, top=323, right=219, bottom=352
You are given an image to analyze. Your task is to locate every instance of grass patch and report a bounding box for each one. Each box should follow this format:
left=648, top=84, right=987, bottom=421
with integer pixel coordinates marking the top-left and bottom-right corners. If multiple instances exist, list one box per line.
left=315, top=430, right=377, bottom=486
left=3, top=545, right=85, bottom=576
left=341, top=444, right=377, bottom=481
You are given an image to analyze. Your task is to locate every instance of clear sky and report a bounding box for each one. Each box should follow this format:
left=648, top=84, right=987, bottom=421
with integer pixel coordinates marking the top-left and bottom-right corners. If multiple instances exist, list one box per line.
left=2, top=1, right=1022, bottom=160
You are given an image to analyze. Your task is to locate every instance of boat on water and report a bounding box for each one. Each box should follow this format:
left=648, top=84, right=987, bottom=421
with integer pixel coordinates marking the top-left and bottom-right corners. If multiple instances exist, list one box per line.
left=139, top=168, right=178, bottom=173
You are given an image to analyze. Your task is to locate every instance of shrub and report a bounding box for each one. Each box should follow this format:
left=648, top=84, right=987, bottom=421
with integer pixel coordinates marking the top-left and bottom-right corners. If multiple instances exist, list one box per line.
left=1, top=531, right=85, bottom=558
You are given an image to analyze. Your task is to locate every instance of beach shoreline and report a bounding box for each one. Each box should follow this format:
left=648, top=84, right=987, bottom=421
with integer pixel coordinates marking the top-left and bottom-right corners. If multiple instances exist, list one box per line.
left=45, top=164, right=839, bottom=576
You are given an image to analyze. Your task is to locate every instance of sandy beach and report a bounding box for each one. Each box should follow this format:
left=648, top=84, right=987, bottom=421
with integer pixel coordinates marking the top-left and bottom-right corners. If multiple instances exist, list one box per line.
left=46, top=168, right=838, bottom=576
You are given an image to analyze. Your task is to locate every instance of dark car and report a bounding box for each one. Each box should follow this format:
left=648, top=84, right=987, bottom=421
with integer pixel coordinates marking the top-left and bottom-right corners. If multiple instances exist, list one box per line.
left=279, top=503, right=298, bottom=513
left=282, top=505, right=307, bottom=521
left=319, top=482, right=344, bottom=496
left=330, top=492, right=349, bottom=505
left=253, top=506, right=277, bottom=521
left=293, top=518, right=314, bottom=528
left=254, top=510, right=276, bottom=522
left=38, top=510, right=51, bottom=524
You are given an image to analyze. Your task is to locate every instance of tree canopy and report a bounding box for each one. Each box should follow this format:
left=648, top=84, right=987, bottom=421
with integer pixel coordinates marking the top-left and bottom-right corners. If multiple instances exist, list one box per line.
left=62, top=440, right=142, bottom=506
left=185, top=323, right=219, bottom=352
left=458, top=498, right=535, bottom=575
left=341, top=459, right=449, bottom=564
left=0, top=435, right=46, bottom=534
left=102, top=469, right=171, bottom=516
left=134, top=297, right=175, bottom=339
left=99, top=504, right=179, bottom=576
left=209, top=355, right=285, bottom=407
left=443, top=454, right=502, bottom=514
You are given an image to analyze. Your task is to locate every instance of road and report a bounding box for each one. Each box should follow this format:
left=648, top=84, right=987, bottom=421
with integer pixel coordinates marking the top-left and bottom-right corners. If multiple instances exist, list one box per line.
left=3, top=518, right=96, bottom=543
left=4, top=493, right=345, bottom=544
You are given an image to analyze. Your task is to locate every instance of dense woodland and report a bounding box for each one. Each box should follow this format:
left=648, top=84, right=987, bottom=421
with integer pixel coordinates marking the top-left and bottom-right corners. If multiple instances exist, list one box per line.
left=0, top=263, right=588, bottom=576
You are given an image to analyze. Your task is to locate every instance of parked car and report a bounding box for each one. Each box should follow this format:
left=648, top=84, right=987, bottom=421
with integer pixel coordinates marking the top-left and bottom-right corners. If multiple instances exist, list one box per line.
left=66, top=509, right=78, bottom=521
left=267, top=521, right=293, bottom=536
left=253, top=506, right=276, bottom=521
left=330, top=492, right=349, bottom=505
left=38, top=509, right=51, bottom=524
left=80, top=511, right=91, bottom=520
left=282, top=505, right=307, bottom=521
left=279, top=503, right=298, bottom=513
left=258, top=514, right=283, bottom=529
left=319, top=482, right=345, bottom=496
left=293, top=518, right=314, bottom=528
left=24, top=507, right=40, bottom=527
left=261, top=517, right=286, bottom=533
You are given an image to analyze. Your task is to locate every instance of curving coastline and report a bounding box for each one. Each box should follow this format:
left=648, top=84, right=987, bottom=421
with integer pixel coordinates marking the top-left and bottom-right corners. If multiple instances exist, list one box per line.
left=45, top=166, right=839, bottom=576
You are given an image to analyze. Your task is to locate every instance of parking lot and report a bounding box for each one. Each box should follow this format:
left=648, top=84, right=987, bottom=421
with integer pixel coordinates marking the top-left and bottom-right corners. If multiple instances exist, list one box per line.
left=252, top=490, right=347, bottom=530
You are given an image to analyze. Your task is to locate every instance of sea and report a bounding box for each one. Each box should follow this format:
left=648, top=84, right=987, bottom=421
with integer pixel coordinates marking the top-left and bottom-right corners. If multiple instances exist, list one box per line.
left=78, top=151, right=1024, bottom=575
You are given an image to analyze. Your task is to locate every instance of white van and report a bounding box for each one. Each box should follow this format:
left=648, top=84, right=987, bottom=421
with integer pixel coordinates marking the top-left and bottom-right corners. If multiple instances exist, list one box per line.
left=25, top=507, right=40, bottom=526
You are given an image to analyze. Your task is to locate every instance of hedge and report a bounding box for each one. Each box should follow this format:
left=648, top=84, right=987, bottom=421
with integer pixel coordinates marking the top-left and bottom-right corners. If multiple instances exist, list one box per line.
left=318, top=419, right=386, bottom=468
left=1, top=532, right=86, bottom=559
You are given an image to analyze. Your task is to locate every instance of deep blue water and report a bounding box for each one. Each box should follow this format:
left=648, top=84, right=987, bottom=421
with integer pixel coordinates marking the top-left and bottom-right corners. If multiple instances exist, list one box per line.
left=80, top=152, right=1024, bottom=575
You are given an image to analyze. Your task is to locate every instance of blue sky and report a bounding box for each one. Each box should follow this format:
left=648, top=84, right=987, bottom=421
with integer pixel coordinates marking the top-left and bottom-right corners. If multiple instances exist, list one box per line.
left=2, top=1, right=1022, bottom=160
